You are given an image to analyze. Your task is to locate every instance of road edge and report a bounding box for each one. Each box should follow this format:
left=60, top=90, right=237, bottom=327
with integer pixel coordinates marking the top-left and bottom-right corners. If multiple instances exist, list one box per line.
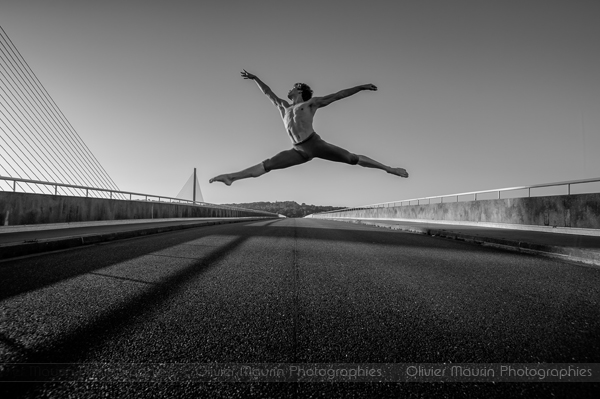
left=331, top=218, right=600, bottom=268
left=0, top=218, right=274, bottom=261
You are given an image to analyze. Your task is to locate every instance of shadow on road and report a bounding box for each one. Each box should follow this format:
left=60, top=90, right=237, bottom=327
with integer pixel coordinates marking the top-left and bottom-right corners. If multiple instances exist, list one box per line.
left=0, top=218, right=471, bottom=302
left=0, top=232, right=250, bottom=391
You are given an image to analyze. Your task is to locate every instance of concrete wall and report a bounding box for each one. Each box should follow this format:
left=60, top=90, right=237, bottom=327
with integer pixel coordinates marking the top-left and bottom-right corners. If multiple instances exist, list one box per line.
left=0, top=192, right=275, bottom=226
left=312, top=193, right=600, bottom=230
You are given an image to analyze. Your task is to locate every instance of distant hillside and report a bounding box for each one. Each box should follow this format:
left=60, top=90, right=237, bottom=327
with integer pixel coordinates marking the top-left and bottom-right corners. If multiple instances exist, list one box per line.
left=224, top=201, right=345, bottom=218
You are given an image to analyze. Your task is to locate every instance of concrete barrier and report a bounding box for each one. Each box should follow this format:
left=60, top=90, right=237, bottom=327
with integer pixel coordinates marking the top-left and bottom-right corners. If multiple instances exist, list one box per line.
left=312, top=193, right=600, bottom=231
left=0, top=192, right=275, bottom=226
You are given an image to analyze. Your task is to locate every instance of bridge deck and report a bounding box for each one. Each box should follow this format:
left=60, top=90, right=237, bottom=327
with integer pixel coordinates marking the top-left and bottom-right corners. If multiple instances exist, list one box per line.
left=2, top=216, right=599, bottom=265
left=1, top=218, right=599, bottom=397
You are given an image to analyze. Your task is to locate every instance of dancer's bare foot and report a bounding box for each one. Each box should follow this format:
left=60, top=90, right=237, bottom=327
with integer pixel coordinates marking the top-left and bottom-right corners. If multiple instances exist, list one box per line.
left=209, top=174, right=234, bottom=186
left=388, top=167, right=409, bottom=178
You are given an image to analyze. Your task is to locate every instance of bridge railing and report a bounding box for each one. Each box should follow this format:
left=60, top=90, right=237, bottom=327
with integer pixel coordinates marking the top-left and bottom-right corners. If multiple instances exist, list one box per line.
left=0, top=175, right=271, bottom=216
left=314, top=177, right=600, bottom=215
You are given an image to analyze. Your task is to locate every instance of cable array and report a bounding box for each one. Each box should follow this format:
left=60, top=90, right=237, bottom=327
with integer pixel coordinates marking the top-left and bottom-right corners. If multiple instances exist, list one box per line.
left=0, top=25, right=125, bottom=199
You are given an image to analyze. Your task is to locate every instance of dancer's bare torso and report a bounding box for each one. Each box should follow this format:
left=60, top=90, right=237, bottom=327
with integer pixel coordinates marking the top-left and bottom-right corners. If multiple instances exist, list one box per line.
left=279, top=101, right=317, bottom=144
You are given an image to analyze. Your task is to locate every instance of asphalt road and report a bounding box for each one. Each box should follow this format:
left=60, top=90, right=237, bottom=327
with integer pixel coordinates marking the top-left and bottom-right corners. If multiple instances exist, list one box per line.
left=1, top=218, right=599, bottom=398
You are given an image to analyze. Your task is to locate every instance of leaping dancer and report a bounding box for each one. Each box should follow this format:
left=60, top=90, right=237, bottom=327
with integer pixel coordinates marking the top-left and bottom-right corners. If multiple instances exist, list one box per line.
left=209, top=70, right=409, bottom=186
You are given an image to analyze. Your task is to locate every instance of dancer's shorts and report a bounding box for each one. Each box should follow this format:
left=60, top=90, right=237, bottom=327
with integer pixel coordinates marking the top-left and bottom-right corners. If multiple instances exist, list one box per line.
left=262, top=132, right=359, bottom=173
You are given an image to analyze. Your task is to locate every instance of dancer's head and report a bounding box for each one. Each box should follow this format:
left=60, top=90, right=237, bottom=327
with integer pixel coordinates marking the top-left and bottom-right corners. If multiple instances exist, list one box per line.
left=288, top=83, right=313, bottom=101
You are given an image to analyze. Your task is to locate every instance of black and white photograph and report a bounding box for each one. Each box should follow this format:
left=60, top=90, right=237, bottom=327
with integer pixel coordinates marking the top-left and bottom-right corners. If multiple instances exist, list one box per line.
left=1, top=0, right=599, bottom=397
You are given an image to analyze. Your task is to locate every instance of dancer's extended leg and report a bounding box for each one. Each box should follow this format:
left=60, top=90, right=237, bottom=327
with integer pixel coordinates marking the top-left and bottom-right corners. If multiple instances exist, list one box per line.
left=357, top=155, right=409, bottom=178
left=210, top=147, right=309, bottom=186
left=304, top=136, right=409, bottom=178
left=209, top=163, right=266, bottom=186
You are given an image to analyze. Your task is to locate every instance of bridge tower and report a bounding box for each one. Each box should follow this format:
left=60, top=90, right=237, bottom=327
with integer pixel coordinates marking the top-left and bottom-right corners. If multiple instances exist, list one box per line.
left=176, top=168, right=204, bottom=203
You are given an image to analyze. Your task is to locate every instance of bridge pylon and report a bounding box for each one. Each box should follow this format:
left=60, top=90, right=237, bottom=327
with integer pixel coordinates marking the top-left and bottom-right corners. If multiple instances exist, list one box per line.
left=176, top=168, right=204, bottom=203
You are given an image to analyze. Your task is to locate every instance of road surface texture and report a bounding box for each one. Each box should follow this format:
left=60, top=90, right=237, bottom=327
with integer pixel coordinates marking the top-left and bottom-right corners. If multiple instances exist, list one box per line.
left=1, top=218, right=599, bottom=398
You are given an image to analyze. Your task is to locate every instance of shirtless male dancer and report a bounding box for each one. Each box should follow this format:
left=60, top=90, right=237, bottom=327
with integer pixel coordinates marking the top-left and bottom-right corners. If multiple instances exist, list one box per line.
left=209, top=70, right=409, bottom=186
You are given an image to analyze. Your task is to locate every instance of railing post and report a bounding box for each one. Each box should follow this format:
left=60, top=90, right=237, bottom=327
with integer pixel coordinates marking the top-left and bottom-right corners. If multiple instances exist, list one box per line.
left=568, top=184, right=571, bottom=195
left=13, top=180, right=16, bottom=192
left=110, top=191, right=113, bottom=199
left=528, top=188, right=531, bottom=197
left=498, top=191, right=500, bottom=199
left=474, top=193, right=477, bottom=201
left=86, top=188, right=89, bottom=197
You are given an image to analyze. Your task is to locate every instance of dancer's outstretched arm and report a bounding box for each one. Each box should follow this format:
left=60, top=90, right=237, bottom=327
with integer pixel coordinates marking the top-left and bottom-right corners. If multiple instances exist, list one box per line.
left=241, top=69, right=289, bottom=109
left=312, top=84, right=377, bottom=108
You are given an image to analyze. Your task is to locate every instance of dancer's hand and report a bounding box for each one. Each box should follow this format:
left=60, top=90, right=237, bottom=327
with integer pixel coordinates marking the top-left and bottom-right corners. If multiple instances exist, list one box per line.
left=362, top=84, right=378, bottom=91
left=241, top=69, right=257, bottom=80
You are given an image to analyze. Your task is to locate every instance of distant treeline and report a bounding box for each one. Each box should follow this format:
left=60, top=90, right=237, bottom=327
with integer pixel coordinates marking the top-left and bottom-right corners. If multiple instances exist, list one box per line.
left=224, top=201, right=345, bottom=218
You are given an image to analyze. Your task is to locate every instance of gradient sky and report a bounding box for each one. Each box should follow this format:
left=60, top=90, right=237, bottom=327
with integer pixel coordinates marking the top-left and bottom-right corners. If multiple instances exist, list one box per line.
left=2, top=0, right=599, bottom=207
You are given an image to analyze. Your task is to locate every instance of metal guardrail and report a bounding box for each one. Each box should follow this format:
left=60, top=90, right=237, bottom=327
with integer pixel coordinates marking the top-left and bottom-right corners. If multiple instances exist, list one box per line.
left=314, top=177, right=600, bottom=215
left=0, top=175, right=276, bottom=216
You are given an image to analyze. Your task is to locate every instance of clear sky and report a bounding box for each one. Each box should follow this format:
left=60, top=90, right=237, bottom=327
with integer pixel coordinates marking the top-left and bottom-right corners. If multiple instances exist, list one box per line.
left=1, top=0, right=599, bottom=207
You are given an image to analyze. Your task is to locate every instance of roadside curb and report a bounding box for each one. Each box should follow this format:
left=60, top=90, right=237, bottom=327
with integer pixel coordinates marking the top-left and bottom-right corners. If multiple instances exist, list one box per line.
left=335, top=219, right=600, bottom=267
left=0, top=218, right=271, bottom=261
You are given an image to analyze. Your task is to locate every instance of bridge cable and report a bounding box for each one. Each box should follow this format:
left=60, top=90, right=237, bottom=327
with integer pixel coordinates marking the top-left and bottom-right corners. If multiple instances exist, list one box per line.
left=0, top=29, right=121, bottom=194
left=0, top=26, right=125, bottom=198
left=0, top=129, right=52, bottom=194
left=0, top=75, right=93, bottom=196
left=0, top=35, right=107, bottom=195
left=0, top=56, right=106, bottom=194
left=0, top=35, right=113, bottom=196
left=1, top=27, right=125, bottom=197
left=0, top=107, right=68, bottom=194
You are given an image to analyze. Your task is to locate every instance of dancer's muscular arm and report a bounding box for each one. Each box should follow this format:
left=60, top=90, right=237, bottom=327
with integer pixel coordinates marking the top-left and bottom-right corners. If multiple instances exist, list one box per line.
left=241, top=69, right=289, bottom=109
left=312, top=84, right=378, bottom=108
